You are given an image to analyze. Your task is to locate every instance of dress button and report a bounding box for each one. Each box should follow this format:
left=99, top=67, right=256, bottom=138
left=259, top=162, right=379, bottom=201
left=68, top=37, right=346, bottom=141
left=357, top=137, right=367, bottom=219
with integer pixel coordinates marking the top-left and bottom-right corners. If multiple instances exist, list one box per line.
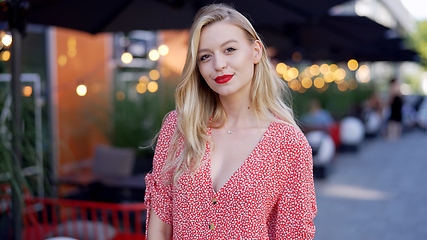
left=212, top=197, right=217, bottom=205
left=209, top=223, right=215, bottom=230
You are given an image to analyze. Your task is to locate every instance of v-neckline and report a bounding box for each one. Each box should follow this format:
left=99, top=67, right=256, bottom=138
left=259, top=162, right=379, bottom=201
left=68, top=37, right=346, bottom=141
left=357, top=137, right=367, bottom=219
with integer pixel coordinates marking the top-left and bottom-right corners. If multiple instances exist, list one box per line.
left=206, top=121, right=274, bottom=194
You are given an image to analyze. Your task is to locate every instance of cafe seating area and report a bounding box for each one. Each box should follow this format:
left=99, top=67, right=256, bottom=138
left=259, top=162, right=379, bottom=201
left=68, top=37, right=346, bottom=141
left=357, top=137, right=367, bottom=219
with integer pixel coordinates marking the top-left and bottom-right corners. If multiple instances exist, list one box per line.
left=57, top=144, right=147, bottom=204
left=0, top=143, right=149, bottom=240
left=0, top=191, right=146, bottom=240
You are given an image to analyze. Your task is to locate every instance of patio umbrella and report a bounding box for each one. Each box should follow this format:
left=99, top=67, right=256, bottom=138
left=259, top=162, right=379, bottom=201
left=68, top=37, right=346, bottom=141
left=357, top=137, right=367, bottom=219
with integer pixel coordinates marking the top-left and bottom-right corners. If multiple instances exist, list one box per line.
left=4, top=0, right=411, bottom=62
left=8, top=0, right=349, bottom=33
left=352, top=37, right=419, bottom=62
left=268, top=15, right=418, bottom=62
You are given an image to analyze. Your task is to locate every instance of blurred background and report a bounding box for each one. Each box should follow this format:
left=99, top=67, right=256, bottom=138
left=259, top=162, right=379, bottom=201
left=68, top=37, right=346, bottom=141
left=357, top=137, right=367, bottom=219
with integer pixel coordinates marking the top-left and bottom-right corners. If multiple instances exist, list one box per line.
left=0, top=0, right=426, bottom=239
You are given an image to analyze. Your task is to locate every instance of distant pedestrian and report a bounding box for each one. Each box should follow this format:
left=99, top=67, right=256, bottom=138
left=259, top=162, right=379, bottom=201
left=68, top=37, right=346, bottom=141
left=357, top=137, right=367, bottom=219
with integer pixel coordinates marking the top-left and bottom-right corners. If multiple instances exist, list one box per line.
left=300, top=98, right=334, bottom=133
left=362, top=92, right=384, bottom=137
left=386, top=78, right=403, bottom=140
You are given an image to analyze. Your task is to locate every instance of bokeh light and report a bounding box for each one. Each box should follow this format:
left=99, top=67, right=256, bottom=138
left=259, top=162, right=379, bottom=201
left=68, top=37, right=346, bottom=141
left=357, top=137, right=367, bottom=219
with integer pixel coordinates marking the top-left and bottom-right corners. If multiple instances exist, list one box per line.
left=292, top=51, right=302, bottom=62
left=1, top=51, right=10, bottom=61
left=139, top=75, right=150, bottom=84
left=149, top=69, right=160, bottom=80
left=329, top=64, right=338, bottom=72
left=76, top=84, right=87, bottom=96
left=147, top=81, right=159, bottom=93
left=287, top=67, right=299, bottom=79
left=22, top=86, right=32, bottom=97
left=314, top=77, right=325, bottom=89
left=301, top=77, right=313, bottom=89
left=309, top=65, right=320, bottom=76
left=158, top=44, right=169, bottom=56
left=289, top=79, right=301, bottom=91
left=348, top=79, right=358, bottom=90
left=347, top=59, right=359, bottom=71
left=121, top=52, right=133, bottom=64
left=1, top=34, right=12, bottom=47
left=136, top=82, right=147, bottom=94
left=148, top=49, right=160, bottom=61
left=356, top=64, right=370, bottom=83
left=337, top=81, right=349, bottom=91
left=323, top=72, right=335, bottom=83
left=334, top=68, right=347, bottom=81
left=67, top=36, right=77, bottom=58
left=320, top=64, right=330, bottom=75
left=116, top=91, right=126, bottom=101
left=58, top=55, right=67, bottom=66
left=276, top=62, right=287, bottom=74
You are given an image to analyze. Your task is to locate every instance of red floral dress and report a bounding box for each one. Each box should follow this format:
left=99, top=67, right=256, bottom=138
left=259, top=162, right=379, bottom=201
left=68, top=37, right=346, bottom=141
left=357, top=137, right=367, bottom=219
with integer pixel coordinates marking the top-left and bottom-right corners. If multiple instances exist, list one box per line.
left=145, top=111, right=317, bottom=239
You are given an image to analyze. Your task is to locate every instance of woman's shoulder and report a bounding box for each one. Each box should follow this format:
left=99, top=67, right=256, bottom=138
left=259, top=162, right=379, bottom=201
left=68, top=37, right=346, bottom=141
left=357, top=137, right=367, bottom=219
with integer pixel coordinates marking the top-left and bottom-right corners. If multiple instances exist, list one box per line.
left=164, top=110, right=178, bottom=123
left=270, top=120, right=303, bottom=136
left=157, top=110, right=179, bottom=139
left=270, top=121, right=308, bottom=146
left=266, top=121, right=312, bottom=167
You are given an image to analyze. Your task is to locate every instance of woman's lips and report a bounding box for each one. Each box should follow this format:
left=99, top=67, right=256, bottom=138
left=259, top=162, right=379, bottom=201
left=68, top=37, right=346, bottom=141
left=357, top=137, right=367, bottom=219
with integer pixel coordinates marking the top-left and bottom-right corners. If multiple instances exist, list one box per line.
left=214, top=74, right=233, bottom=84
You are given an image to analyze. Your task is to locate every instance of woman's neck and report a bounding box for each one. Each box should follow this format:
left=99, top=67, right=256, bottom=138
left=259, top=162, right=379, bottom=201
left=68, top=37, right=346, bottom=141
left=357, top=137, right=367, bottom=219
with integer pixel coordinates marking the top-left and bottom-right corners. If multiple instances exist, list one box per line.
left=221, top=101, right=256, bottom=129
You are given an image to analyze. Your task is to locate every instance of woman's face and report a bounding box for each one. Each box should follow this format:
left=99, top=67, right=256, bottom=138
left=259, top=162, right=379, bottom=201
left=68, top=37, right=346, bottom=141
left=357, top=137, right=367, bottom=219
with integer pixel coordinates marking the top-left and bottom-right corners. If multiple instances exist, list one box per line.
left=197, top=21, right=262, bottom=98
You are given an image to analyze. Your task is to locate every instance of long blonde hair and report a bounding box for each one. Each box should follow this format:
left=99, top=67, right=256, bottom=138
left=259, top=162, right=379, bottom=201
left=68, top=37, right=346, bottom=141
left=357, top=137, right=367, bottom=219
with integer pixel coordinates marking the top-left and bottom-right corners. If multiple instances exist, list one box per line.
left=162, top=3, right=297, bottom=184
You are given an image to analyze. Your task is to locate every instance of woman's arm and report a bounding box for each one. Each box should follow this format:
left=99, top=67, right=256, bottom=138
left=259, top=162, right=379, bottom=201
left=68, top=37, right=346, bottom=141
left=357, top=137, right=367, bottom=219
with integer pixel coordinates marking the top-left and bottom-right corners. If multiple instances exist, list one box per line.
left=147, top=208, right=173, bottom=240
left=145, top=111, right=177, bottom=239
left=271, top=128, right=317, bottom=239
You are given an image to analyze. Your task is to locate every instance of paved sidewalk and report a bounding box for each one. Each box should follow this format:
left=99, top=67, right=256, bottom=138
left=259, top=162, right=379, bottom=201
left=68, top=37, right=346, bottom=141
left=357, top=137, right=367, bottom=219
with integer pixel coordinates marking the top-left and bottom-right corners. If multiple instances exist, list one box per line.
left=314, top=130, right=427, bottom=240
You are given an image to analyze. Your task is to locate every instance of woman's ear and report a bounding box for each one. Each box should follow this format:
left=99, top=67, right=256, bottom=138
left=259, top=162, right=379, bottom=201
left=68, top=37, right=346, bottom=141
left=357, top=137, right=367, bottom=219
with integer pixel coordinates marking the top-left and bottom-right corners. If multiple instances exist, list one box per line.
left=253, top=40, right=262, bottom=64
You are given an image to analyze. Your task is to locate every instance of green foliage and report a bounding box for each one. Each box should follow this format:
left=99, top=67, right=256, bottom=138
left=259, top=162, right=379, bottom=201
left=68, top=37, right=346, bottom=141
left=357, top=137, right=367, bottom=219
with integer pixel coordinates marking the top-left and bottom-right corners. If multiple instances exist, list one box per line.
left=292, top=82, right=374, bottom=121
left=0, top=81, right=52, bottom=199
left=0, top=86, right=30, bottom=199
left=111, top=77, right=176, bottom=159
left=408, top=20, right=427, bottom=69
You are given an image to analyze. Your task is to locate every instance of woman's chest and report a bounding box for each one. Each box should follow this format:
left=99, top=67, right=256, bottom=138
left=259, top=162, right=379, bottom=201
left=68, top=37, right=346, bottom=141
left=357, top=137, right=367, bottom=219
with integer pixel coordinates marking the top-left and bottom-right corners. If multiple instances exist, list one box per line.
left=173, top=148, right=287, bottom=211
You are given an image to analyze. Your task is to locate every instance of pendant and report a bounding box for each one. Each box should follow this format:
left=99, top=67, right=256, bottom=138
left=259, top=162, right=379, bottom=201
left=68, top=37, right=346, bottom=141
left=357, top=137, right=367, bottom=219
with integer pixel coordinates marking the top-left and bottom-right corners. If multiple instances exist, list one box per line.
left=227, top=130, right=233, bottom=134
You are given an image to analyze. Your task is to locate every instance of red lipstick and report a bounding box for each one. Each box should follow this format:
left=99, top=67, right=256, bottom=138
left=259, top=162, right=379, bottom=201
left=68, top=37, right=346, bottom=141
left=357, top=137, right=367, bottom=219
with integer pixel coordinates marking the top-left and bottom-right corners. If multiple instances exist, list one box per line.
left=214, top=74, right=233, bottom=84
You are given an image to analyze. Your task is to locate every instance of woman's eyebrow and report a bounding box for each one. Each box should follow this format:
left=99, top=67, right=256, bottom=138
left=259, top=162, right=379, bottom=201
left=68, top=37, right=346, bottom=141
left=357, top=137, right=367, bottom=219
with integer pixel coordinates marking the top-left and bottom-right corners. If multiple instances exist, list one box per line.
left=198, top=39, right=238, bottom=54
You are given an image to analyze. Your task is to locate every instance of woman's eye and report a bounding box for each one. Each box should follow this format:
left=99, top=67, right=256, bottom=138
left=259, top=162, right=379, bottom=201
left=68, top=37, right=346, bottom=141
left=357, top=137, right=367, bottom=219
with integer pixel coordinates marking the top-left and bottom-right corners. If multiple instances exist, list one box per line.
left=225, top=47, right=236, bottom=53
left=199, top=54, right=210, bottom=61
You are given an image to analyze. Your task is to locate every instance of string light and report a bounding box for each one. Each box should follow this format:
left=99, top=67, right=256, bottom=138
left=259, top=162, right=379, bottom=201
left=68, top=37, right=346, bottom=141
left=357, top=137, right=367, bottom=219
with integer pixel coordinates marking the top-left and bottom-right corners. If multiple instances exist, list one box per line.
left=158, top=44, right=169, bottom=56
left=309, top=65, right=320, bottom=76
left=347, top=59, right=359, bottom=71
left=76, top=84, right=87, bottom=96
left=276, top=62, right=287, bottom=74
left=1, top=34, right=12, bottom=47
left=149, top=69, right=160, bottom=80
left=148, top=49, right=160, bottom=61
left=301, top=77, right=313, bottom=89
left=314, top=77, right=325, bottom=89
left=121, top=52, right=133, bottom=64
left=116, top=91, right=125, bottom=101
left=0, top=51, right=10, bottom=61
left=58, top=55, right=67, bottom=66
left=136, top=82, right=147, bottom=94
left=356, top=65, right=370, bottom=83
left=147, top=81, right=158, bottom=93
left=22, top=86, right=33, bottom=97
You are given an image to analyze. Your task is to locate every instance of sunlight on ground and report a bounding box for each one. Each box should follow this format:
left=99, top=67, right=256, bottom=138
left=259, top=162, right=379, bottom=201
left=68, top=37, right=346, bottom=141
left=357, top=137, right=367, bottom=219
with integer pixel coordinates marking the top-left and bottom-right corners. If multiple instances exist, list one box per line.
left=318, top=184, right=391, bottom=200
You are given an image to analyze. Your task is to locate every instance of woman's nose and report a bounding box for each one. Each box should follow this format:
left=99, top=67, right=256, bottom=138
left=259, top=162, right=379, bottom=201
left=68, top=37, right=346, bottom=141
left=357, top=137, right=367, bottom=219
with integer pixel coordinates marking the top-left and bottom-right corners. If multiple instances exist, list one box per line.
left=213, top=55, right=227, bottom=71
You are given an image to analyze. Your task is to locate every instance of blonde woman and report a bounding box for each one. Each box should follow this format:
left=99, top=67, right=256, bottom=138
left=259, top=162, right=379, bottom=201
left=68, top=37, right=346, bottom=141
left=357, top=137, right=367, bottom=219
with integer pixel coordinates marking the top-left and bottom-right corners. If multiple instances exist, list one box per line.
left=145, top=3, right=317, bottom=239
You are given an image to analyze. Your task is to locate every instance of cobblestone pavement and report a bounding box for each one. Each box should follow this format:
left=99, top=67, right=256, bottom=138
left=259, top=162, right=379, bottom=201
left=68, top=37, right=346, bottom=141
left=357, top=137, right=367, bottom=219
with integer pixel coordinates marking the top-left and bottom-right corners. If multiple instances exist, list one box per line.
left=313, top=130, right=427, bottom=240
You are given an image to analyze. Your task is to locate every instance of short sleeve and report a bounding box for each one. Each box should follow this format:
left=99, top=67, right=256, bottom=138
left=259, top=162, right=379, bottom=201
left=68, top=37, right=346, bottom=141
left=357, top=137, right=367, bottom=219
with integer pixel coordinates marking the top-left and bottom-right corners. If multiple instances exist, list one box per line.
left=144, top=111, right=178, bottom=228
left=270, top=128, right=317, bottom=239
